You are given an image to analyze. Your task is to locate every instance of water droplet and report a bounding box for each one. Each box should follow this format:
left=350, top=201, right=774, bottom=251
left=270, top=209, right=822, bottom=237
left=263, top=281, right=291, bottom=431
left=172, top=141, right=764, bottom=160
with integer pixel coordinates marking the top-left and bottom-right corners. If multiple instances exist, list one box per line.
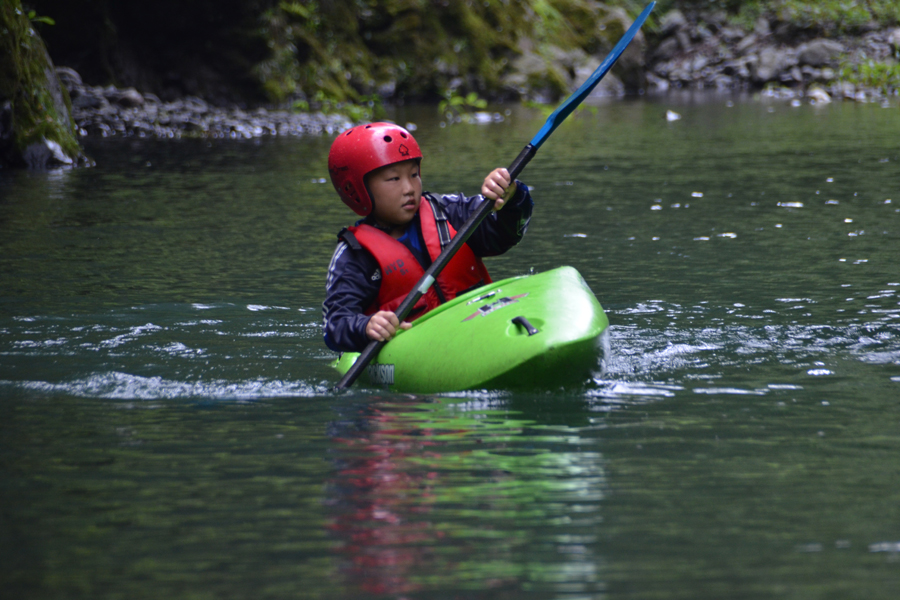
left=807, top=369, right=833, bottom=376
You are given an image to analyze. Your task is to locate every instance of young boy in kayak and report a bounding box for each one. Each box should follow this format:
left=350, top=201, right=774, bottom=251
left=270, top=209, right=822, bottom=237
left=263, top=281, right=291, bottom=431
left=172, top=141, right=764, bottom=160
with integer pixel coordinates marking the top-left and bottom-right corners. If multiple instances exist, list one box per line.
left=323, top=122, right=533, bottom=352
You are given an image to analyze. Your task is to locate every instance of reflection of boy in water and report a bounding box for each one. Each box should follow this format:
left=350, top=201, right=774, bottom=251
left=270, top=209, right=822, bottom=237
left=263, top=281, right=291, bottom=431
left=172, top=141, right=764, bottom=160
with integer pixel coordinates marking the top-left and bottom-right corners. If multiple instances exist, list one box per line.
left=325, top=399, right=608, bottom=597
left=323, top=122, right=533, bottom=352
left=326, top=403, right=446, bottom=596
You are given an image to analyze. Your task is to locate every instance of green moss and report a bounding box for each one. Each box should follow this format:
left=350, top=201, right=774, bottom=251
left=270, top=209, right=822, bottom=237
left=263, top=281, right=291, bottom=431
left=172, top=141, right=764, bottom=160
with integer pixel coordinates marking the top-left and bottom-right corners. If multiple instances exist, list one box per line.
left=258, top=0, right=647, bottom=110
left=0, top=0, right=82, bottom=165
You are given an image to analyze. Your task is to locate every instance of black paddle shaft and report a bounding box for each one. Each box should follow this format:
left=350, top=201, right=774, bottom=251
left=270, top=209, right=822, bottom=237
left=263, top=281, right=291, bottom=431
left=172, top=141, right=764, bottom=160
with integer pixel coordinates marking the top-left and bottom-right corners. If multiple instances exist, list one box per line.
left=333, top=144, right=538, bottom=391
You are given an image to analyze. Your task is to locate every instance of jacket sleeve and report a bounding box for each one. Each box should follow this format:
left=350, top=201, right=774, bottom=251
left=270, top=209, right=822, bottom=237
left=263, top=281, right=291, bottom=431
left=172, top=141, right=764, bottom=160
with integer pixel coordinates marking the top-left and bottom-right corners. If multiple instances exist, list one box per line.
left=322, top=240, right=381, bottom=352
left=428, top=182, right=533, bottom=257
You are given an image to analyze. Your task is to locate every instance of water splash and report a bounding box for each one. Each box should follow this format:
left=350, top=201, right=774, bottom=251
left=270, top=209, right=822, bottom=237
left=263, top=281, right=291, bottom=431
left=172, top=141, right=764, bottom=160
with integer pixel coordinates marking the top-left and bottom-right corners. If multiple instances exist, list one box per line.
left=7, top=371, right=323, bottom=400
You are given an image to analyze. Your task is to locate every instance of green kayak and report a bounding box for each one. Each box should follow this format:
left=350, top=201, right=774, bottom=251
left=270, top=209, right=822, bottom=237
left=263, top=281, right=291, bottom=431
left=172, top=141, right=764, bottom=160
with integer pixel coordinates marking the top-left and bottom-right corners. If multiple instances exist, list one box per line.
left=333, top=266, right=609, bottom=393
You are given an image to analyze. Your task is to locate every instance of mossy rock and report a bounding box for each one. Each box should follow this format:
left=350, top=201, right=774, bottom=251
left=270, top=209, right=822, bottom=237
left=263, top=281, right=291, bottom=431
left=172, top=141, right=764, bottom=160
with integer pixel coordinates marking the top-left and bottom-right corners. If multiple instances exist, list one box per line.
left=0, top=0, right=89, bottom=169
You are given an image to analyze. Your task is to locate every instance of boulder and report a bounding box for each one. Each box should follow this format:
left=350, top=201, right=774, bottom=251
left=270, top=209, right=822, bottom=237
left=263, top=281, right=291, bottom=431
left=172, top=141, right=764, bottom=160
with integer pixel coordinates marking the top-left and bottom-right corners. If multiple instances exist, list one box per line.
left=573, top=57, right=625, bottom=97
left=112, top=88, right=145, bottom=108
left=736, top=34, right=758, bottom=56
left=23, top=138, right=74, bottom=169
left=597, top=7, right=648, bottom=91
left=71, top=88, right=109, bottom=110
left=806, top=87, right=832, bottom=104
left=753, top=46, right=795, bottom=83
left=55, top=67, right=83, bottom=91
left=754, top=17, right=772, bottom=37
left=504, top=49, right=569, bottom=101
left=797, top=40, right=844, bottom=67
left=658, top=10, right=688, bottom=38
left=888, top=28, right=900, bottom=52
left=654, top=37, right=680, bottom=61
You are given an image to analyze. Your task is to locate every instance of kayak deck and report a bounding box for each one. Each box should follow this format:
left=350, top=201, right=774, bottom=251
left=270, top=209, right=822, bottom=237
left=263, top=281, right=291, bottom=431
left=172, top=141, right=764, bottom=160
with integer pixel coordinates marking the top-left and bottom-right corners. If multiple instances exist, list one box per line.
left=333, top=266, right=609, bottom=393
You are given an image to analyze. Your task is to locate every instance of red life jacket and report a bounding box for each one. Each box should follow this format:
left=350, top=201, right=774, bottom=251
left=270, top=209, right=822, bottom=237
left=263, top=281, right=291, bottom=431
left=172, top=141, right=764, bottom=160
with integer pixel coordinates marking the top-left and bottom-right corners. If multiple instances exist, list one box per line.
left=344, top=198, right=492, bottom=320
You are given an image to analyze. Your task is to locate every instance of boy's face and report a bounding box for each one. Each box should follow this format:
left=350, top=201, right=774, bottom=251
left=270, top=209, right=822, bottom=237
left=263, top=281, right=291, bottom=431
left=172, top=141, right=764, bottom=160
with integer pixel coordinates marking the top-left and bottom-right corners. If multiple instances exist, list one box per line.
left=366, top=159, right=422, bottom=232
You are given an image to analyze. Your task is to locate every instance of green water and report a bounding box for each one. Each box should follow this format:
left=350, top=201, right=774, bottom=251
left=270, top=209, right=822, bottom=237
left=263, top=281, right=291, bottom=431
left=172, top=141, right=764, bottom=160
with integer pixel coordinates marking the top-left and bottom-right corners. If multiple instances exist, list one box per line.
left=2, top=94, right=900, bottom=599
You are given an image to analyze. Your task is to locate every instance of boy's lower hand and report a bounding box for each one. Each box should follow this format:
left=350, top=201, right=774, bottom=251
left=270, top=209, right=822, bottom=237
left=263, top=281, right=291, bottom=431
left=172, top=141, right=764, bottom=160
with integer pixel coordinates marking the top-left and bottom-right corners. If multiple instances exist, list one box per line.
left=482, top=168, right=516, bottom=211
left=366, top=310, right=412, bottom=342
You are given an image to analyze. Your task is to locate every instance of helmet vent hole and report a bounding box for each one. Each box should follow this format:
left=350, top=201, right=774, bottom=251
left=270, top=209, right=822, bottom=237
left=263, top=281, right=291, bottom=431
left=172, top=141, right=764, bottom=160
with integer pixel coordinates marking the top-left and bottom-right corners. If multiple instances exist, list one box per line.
left=383, top=135, right=392, bottom=143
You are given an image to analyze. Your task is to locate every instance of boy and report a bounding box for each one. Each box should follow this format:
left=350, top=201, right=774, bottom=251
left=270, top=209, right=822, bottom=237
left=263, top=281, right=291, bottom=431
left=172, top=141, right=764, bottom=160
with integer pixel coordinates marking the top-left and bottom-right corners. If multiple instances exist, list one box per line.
left=323, top=122, right=533, bottom=352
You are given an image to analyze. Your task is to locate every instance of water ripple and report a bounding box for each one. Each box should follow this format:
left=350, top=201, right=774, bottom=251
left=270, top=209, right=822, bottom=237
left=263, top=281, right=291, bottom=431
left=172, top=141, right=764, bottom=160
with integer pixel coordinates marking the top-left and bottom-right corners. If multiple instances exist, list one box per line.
left=5, top=371, right=323, bottom=400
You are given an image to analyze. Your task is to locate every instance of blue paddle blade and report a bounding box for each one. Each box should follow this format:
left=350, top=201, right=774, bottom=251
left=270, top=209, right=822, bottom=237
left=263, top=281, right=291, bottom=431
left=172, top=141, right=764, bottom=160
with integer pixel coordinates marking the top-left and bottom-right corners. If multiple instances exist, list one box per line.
left=530, top=1, right=656, bottom=149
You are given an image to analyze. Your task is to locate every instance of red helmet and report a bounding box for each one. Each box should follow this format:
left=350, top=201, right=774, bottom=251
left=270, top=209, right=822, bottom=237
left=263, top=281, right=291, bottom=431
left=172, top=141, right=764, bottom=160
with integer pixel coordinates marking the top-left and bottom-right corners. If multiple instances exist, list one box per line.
left=328, top=122, right=423, bottom=216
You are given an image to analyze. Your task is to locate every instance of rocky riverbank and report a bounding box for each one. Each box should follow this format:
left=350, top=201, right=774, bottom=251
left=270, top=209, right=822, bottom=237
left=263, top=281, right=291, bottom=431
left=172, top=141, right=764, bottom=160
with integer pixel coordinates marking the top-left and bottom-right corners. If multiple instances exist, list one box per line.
left=54, top=10, right=900, bottom=144
left=646, top=10, right=900, bottom=103
left=57, top=67, right=352, bottom=141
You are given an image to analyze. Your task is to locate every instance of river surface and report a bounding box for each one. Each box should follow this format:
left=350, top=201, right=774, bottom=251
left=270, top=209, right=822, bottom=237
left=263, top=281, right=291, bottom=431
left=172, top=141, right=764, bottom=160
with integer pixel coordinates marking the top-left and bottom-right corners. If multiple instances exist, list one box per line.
left=2, top=93, right=899, bottom=599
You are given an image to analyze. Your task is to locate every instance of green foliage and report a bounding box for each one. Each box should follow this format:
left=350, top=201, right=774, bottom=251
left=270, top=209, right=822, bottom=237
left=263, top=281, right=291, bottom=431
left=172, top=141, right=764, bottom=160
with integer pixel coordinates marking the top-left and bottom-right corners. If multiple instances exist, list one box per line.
left=786, top=0, right=900, bottom=31
left=776, top=0, right=871, bottom=34
left=27, top=9, right=55, bottom=26
left=259, top=0, right=667, bottom=106
left=294, top=90, right=384, bottom=122
left=840, top=58, right=900, bottom=93
left=523, top=99, right=555, bottom=117
left=658, top=0, right=900, bottom=32
left=259, top=0, right=573, bottom=104
left=438, top=90, right=487, bottom=119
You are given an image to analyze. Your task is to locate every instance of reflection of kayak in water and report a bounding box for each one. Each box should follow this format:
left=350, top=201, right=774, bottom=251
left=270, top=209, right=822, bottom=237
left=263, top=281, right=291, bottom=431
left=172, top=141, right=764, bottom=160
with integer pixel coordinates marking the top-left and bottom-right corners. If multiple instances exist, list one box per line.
left=333, top=266, right=609, bottom=393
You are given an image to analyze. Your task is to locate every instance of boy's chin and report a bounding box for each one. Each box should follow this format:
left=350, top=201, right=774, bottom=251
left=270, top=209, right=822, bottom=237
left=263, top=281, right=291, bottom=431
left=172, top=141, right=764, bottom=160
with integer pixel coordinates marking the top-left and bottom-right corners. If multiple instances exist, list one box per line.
left=375, top=215, right=415, bottom=230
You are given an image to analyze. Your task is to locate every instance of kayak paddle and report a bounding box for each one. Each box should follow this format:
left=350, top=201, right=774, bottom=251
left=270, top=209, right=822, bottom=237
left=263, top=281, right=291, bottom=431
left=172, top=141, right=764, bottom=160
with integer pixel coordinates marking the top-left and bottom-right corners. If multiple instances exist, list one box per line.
left=334, top=1, right=655, bottom=392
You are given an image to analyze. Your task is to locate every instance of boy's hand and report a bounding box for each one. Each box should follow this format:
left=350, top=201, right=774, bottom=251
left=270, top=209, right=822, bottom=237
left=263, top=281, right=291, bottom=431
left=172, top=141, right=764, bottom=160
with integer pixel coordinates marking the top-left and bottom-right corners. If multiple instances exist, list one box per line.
left=482, top=168, right=517, bottom=211
left=366, top=310, right=412, bottom=342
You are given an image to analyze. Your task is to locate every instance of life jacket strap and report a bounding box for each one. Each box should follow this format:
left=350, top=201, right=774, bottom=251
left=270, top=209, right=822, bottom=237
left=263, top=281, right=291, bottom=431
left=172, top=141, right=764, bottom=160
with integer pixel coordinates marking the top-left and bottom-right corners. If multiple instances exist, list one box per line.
left=425, top=195, right=453, bottom=250
left=338, top=227, right=362, bottom=250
